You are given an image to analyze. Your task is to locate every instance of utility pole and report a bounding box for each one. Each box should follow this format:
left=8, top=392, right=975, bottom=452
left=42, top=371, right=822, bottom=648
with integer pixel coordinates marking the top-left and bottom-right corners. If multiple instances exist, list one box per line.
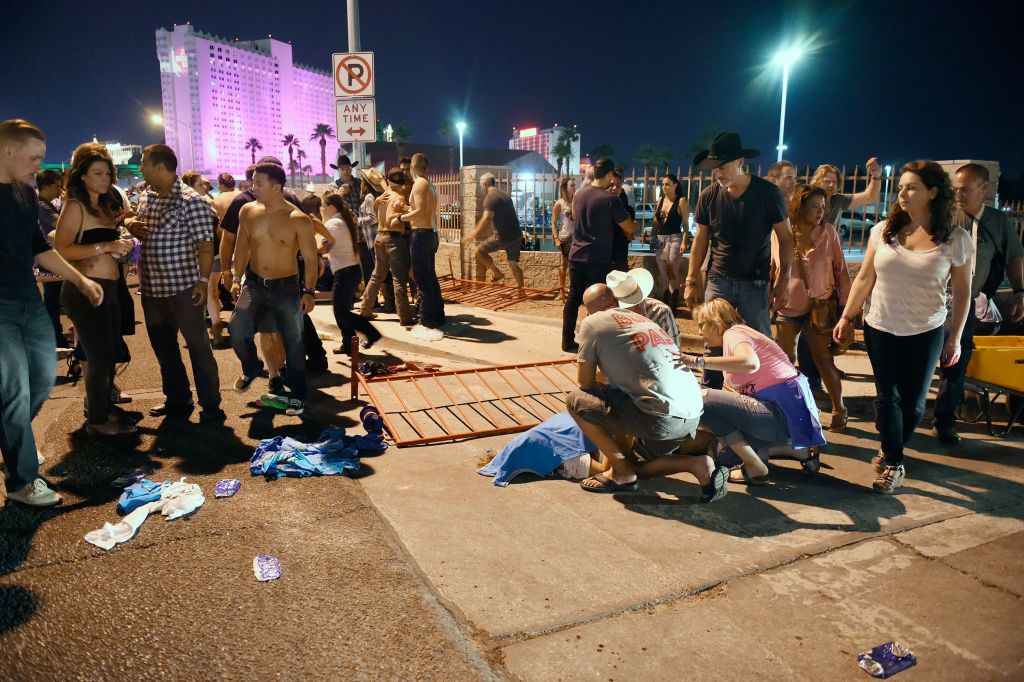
left=346, top=0, right=364, bottom=167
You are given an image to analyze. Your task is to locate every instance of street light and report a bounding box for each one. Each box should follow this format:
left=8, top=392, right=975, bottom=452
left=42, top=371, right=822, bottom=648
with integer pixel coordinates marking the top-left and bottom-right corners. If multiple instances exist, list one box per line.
left=149, top=112, right=195, bottom=171
left=455, top=121, right=466, bottom=169
left=772, top=47, right=802, bottom=162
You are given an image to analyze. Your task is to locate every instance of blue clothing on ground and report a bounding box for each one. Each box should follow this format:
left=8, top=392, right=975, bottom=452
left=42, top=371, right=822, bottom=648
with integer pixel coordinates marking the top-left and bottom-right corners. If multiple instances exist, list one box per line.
left=477, top=412, right=596, bottom=487
left=753, top=374, right=826, bottom=449
left=117, top=479, right=166, bottom=514
left=249, top=427, right=382, bottom=479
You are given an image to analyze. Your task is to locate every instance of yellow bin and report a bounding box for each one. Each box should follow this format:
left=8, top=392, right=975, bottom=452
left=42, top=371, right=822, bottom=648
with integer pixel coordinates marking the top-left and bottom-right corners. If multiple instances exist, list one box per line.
left=966, top=336, right=1024, bottom=392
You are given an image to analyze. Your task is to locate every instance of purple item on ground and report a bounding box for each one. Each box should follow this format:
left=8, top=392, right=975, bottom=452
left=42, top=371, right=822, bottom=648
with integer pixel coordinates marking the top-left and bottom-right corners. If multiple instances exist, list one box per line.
left=214, top=479, right=241, bottom=498
left=857, top=641, right=916, bottom=678
left=253, top=555, right=281, bottom=582
left=111, top=469, right=151, bottom=488
left=359, top=405, right=384, bottom=434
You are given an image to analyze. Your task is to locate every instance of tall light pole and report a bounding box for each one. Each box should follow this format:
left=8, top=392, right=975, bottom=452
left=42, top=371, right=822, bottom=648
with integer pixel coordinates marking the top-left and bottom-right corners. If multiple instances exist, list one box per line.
left=456, top=121, right=466, bottom=169
left=772, top=48, right=802, bottom=162
left=346, top=0, right=364, bottom=168
left=150, top=113, right=195, bottom=171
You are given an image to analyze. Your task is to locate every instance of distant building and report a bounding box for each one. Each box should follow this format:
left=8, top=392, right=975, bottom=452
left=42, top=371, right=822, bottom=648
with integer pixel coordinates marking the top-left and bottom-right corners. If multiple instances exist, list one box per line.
left=98, top=140, right=142, bottom=166
left=508, top=125, right=581, bottom=175
left=155, top=23, right=335, bottom=176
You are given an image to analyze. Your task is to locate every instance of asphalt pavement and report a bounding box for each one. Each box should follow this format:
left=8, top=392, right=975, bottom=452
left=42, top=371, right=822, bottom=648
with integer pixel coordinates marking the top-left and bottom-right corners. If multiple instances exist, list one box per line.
left=2, top=284, right=1023, bottom=680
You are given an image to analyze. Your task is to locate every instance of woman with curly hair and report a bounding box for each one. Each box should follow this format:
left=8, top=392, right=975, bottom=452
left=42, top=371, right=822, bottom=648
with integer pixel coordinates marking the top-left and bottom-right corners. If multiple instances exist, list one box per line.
left=834, top=160, right=972, bottom=494
left=54, top=143, right=136, bottom=435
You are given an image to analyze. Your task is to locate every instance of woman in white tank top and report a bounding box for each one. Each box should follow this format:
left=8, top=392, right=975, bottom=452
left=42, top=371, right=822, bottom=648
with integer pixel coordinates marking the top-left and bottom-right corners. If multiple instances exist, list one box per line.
left=834, top=161, right=972, bottom=494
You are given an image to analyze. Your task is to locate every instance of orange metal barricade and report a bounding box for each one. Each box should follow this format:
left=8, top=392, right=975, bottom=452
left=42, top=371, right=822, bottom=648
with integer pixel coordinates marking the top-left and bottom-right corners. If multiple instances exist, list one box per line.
left=349, top=339, right=577, bottom=447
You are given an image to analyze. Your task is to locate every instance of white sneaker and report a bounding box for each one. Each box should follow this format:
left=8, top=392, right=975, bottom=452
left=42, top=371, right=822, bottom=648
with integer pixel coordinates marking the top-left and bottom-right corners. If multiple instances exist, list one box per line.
left=7, top=478, right=62, bottom=507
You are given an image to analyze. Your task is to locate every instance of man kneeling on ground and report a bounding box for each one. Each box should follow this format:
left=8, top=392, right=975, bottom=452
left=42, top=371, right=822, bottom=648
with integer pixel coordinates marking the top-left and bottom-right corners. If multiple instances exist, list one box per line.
left=229, top=162, right=318, bottom=416
left=566, top=284, right=728, bottom=501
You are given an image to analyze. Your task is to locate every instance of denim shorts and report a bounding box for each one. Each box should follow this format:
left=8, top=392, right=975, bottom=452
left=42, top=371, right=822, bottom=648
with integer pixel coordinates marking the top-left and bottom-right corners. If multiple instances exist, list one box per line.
left=567, top=385, right=699, bottom=456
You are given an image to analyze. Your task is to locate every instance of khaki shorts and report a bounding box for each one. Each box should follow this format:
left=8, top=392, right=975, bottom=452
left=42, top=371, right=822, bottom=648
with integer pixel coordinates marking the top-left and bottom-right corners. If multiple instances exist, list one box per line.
left=479, top=232, right=522, bottom=262
left=566, top=385, right=700, bottom=457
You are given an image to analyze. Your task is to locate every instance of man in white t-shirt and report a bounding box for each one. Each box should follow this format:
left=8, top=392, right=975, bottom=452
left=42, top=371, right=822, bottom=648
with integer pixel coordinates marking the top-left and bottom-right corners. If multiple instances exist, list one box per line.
left=566, top=284, right=713, bottom=495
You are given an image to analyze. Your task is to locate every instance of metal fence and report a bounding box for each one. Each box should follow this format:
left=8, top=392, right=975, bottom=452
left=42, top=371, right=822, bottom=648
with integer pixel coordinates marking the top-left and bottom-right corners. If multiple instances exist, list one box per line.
left=452, top=166, right=1024, bottom=260
left=433, top=171, right=461, bottom=244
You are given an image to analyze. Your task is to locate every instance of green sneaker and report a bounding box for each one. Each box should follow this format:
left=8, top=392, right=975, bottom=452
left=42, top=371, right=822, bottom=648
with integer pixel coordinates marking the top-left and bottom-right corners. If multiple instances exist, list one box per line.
left=259, top=393, right=290, bottom=410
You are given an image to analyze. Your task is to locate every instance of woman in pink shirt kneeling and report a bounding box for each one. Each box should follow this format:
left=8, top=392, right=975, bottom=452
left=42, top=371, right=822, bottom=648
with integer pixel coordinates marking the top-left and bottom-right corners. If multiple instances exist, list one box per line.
left=679, top=299, right=827, bottom=485
left=771, top=185, right=853, bottom=432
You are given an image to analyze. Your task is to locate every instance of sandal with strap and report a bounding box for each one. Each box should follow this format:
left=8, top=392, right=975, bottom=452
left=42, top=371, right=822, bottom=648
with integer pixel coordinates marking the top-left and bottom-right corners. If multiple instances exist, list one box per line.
left=800, top=446, right=821, bottom=476
left=829, top=409, right=848, bottom=433
left=727, top=466, right=770, bottom=486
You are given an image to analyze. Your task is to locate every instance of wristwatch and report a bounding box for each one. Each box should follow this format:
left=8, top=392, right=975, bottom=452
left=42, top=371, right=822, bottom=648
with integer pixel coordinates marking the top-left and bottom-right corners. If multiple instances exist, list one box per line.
left=301, top=288, right=314, bottom=296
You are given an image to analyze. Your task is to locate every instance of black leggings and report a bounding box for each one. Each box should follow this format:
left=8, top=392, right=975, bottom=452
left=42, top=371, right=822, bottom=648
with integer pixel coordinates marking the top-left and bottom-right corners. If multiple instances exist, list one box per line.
left=62, top=278, right=121, bottom=424
left=332, top=265, right=379, bottom=345
left=864, top=323, right=944, bottom=465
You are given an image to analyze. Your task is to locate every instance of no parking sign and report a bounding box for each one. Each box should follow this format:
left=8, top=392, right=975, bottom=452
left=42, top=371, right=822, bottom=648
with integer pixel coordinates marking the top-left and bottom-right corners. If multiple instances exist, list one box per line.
left=333, top=52, right=374, bottom=98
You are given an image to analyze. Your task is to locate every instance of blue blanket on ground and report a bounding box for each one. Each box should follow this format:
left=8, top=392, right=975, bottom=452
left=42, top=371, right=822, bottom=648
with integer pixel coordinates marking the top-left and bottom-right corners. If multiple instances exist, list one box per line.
left=249, top=427, right=386, bottom=479
left=477, top=412, right=596, bottom=487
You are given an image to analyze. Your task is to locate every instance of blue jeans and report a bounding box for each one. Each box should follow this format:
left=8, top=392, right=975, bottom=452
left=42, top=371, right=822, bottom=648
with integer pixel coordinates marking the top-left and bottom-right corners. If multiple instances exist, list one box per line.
left=409, top=229, right=445, bottom=329
left=230, top=274, right=307, bottom=400
left=0, top=299, right=55, bottom=489
left=705, top=274, right=771, bottom=336
left=864, top=323, right=945, bottom=465
left=704, top=274, right=772, bottom=390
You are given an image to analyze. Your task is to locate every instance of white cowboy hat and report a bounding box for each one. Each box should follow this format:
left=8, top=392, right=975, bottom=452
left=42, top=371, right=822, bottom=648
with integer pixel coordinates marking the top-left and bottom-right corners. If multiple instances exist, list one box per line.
left=606, top=268, right=654, bottom=307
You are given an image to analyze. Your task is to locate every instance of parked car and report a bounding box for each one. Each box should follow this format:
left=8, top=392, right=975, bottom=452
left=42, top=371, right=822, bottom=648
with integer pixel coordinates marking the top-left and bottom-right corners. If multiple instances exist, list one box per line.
left=634, top=203, right=655, bottom=221
left=837, top=210, right=878, bottom=243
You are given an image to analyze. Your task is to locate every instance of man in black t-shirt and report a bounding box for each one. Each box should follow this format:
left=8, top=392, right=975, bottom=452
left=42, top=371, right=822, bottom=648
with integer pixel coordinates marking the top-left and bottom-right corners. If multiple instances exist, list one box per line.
left=0, top=119, right=104, bottom=506
left=561, top=158, right=637, bottom=352
left=464, top=173, right=525, bottom=289
left=684, top=132, right=793, bottom=338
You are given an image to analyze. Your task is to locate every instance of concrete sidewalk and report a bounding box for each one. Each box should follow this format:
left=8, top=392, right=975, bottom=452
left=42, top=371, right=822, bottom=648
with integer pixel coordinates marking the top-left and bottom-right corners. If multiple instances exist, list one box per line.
left=2, top=293, right=1022, bottom=680
left=313, top=299, right=1024, bottom=679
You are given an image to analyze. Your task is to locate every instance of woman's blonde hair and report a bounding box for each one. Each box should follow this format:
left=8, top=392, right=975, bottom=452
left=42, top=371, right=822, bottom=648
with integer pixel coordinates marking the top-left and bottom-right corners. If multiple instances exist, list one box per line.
left=692, top=298, right=745, bottom=332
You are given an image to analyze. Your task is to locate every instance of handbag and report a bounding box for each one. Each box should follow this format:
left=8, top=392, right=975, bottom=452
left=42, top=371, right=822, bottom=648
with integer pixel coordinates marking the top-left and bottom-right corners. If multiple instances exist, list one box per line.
left=792, top=245, right=850, bottom=352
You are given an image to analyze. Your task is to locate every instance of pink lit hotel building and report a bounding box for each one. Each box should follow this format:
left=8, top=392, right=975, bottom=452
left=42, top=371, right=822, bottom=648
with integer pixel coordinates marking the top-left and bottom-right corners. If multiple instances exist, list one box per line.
left=156, top=24, right=336, bottom=177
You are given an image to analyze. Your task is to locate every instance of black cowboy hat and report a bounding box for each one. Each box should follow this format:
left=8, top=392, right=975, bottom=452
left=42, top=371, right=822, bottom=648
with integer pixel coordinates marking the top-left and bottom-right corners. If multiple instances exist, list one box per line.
left=693, top=132, right=760, bottom=171
left=330, top=154, right=359, bottom=170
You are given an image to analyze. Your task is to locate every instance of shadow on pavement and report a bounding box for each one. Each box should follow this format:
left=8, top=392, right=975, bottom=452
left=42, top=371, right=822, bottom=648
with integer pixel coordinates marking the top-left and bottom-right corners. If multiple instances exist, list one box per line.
left=442, top=313, right=516, bottom=344
left=0, top=585, right=38, bottom=634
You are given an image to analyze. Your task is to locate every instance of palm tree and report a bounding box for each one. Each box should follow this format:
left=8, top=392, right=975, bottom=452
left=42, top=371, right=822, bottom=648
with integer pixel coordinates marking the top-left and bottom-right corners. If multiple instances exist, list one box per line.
left=296, top=149, right=308, bottom=185
left=391, top=125, right=411, bottom=161
left=309, top=123, right=335, bottom=183
left=589, top=143, right=615, bottom=161
left=552, top=127, right=580, bottom=176
left=244, top=137, right=262, bottom=165
left=281, top=134, right=301, bottom=187
left=438, top=119, right=455, bottom=172
left=634, top=145, right=674, bottom=174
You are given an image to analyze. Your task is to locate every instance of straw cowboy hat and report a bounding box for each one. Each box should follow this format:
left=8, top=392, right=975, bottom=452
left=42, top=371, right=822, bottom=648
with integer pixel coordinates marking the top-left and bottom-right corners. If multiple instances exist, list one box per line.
left=607, top=268, right=654, bottom=307
left=692, top=131, right=760, bottom=171
left=358, top=167, right=387, bottom=194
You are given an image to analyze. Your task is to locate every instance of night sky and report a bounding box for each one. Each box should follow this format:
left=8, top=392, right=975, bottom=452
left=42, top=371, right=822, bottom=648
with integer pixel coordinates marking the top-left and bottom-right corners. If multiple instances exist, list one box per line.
left=3, top=0, right=1021, bottom=176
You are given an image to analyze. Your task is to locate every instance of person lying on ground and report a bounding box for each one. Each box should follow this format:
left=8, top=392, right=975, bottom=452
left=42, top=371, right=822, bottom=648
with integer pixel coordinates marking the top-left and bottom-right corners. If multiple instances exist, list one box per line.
left=678, top=298, right=826, bottom=486
left=566, top=284, right=726, bottom=501
left=476, top=412, right=609, bottom=486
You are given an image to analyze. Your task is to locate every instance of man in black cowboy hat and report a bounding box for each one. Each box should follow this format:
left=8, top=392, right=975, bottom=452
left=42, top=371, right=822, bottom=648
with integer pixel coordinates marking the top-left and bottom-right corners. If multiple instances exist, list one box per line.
left=685, top=132, right=793, bottom=329
left=684, top=132, right=793, bottom=388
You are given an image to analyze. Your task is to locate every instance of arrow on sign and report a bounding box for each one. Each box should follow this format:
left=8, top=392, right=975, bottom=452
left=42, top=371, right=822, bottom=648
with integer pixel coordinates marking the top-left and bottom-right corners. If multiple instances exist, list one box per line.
left=347, top=127, right=366, bottom=136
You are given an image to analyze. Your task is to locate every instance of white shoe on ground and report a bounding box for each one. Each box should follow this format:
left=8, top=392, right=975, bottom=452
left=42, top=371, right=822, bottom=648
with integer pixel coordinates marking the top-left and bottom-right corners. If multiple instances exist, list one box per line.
left=7, top=478, right=62, bottom=507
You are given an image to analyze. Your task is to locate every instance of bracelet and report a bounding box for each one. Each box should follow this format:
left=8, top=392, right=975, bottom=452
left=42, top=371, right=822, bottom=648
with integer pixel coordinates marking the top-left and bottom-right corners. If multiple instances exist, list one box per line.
left=685, top=276, right=698, bottom=284
left=197, top=276, right=208, bottom=283
left=95, top=244, right=103, bottom=255
left=696, top=356, right=705, bottom=371
left=301, top=289, right=314, bottom=296
left=841, top=314, right=855, bottom=323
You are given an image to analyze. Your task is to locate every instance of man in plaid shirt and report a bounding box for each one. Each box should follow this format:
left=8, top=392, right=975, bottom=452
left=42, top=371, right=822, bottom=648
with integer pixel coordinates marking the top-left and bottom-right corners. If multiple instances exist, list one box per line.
left=125, top=144, right=224, bottom=422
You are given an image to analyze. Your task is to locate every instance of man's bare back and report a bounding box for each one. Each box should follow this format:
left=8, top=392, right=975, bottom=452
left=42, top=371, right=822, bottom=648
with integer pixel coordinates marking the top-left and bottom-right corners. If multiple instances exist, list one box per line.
left=236, top=202, right=311, bottom=279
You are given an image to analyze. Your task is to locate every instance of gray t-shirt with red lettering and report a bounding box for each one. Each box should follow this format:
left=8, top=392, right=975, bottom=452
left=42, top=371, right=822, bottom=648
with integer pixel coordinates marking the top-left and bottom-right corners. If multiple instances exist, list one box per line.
left=577, top=308, right=702, bottom=418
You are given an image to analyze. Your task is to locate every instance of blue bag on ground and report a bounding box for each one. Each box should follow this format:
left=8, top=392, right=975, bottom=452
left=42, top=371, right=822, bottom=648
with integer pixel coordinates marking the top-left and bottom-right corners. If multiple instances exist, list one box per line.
left=249, top=427, right=381, bottom=479
left=477, top=412, right=597, bottom=487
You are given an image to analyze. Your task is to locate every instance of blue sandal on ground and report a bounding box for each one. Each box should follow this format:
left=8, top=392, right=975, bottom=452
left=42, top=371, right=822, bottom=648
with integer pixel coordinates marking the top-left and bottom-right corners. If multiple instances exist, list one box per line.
left=580, top=474, right=638, bottom=494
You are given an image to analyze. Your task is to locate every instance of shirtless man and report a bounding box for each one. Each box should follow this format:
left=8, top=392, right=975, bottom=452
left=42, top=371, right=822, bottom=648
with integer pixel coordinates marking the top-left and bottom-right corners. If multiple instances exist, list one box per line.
left=397, top=153, right=445, bottom=332
left=228, top=162, right=318, bottom=415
